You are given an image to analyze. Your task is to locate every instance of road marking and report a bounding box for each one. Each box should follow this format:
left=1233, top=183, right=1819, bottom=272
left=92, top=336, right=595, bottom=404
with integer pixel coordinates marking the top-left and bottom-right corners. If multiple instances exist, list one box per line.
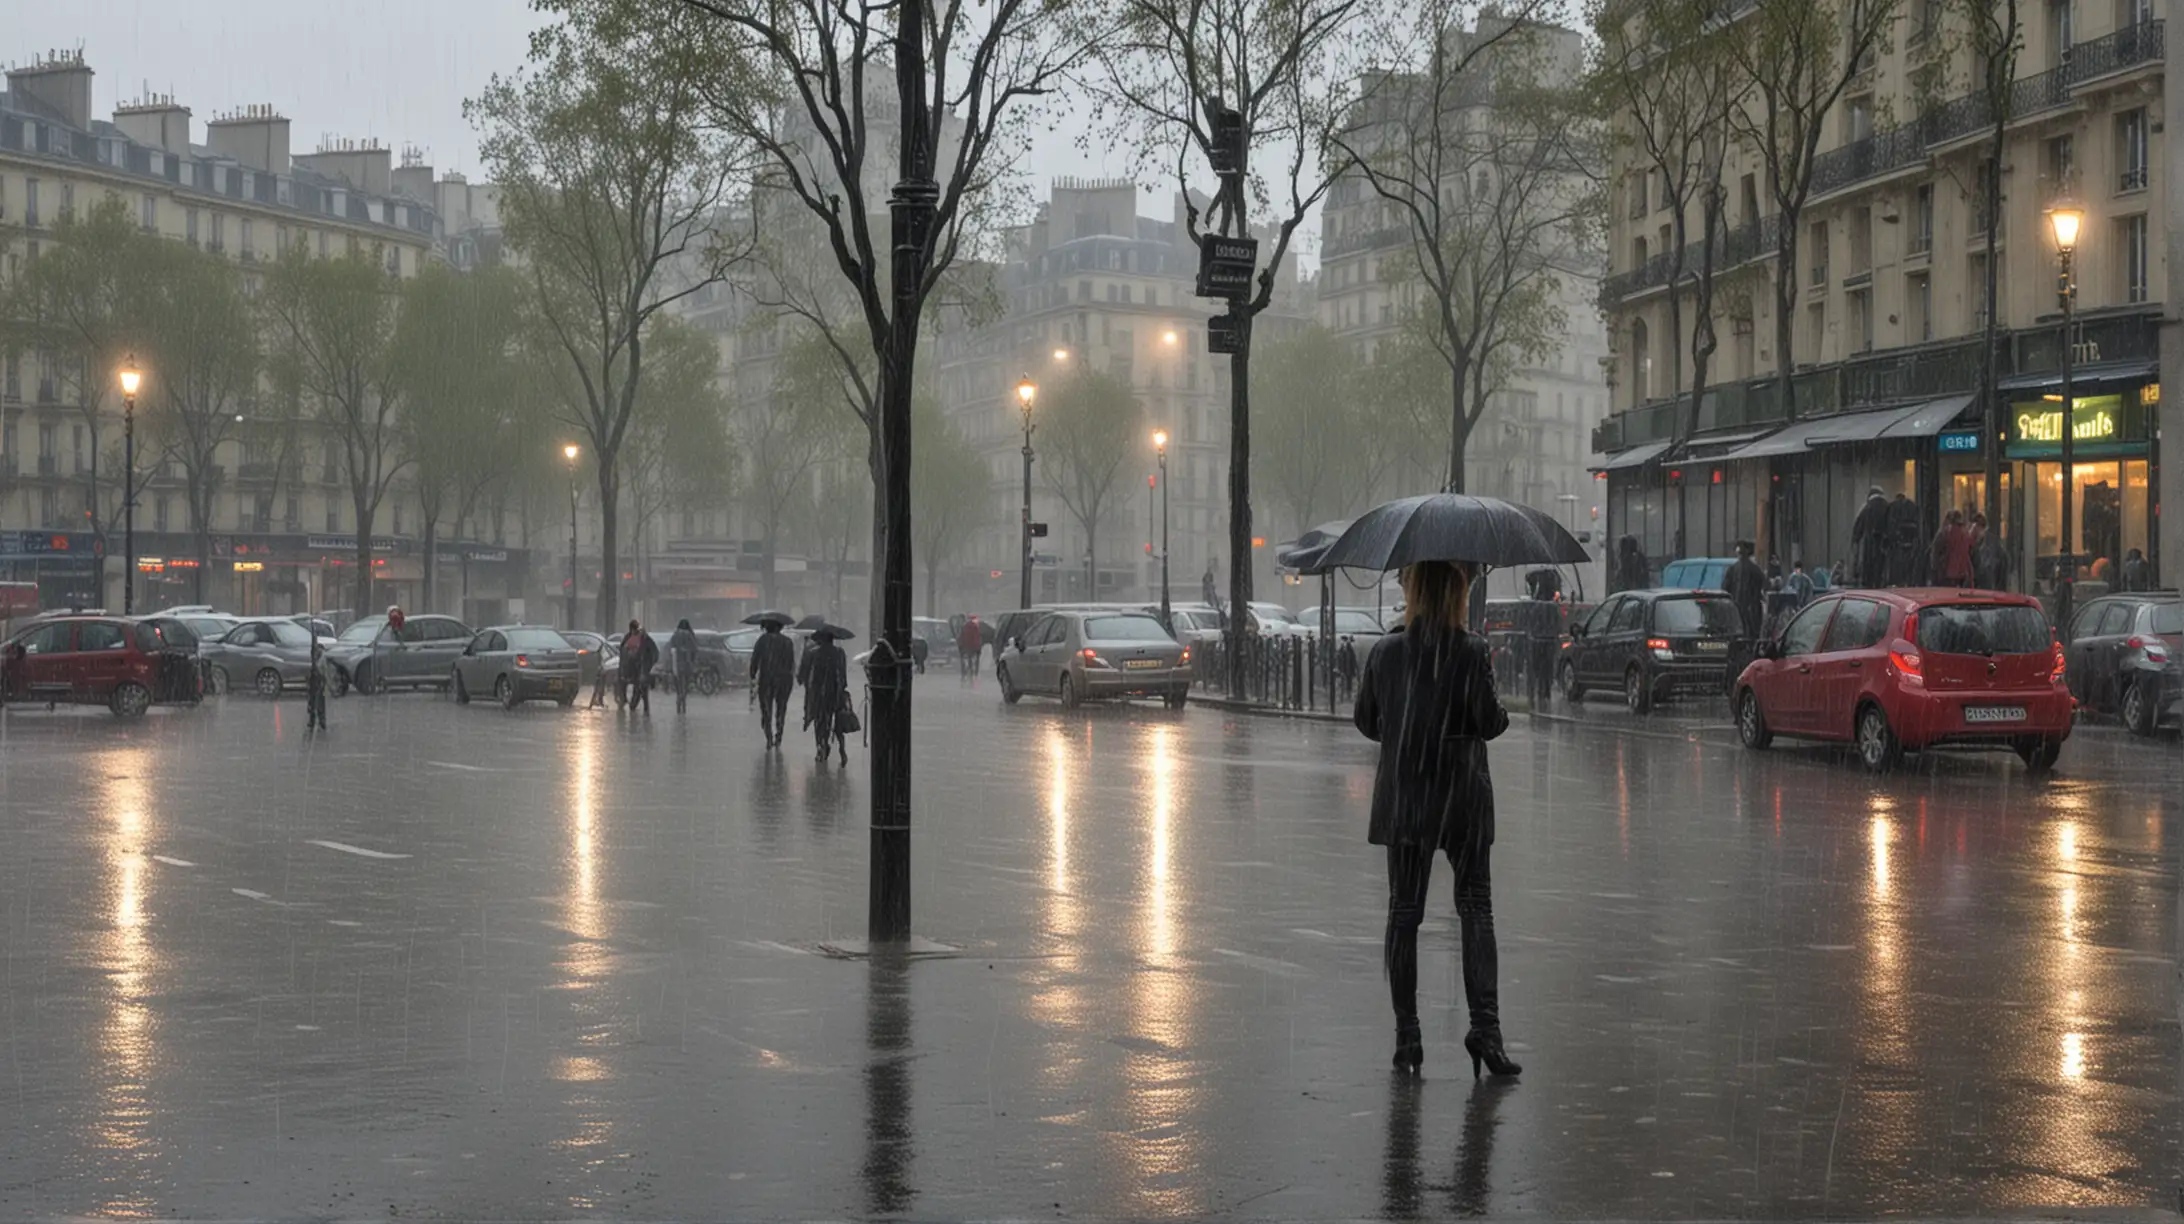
left=328, top=920, right=363, bottom=928
left=151, top=855, right=196, bottom=868
left=306, top=839, right=412, bottom=860
left=425, top=760, right=503, bottom=773
left=231, top=888, right=281, bottom=904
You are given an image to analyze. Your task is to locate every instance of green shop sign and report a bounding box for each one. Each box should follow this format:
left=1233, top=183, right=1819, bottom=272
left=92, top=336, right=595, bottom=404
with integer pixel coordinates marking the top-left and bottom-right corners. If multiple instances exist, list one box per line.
left=2006, top=391, right=2150, bottom=458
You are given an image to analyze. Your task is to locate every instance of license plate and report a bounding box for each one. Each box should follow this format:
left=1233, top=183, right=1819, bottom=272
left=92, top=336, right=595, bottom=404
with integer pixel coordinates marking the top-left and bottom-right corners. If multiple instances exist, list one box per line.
left=547, top=680, right=564, bottom=692
left=1124, top=658, right=1163, bottom=669
left=1693, top=641, right=1728, bottom=652
left=1964, top=704, right=2026, bottom=723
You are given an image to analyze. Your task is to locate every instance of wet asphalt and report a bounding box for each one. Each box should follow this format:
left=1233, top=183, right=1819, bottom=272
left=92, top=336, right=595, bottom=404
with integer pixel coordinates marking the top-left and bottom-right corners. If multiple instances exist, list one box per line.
left=0, top=674, right=2178, bottom=1219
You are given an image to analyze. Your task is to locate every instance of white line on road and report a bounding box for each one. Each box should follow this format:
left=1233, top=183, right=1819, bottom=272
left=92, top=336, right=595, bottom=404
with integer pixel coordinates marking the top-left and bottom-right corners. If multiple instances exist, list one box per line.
left=151, top=855, right=196, bottom=868
left=425, top=760, right=503, bottom=773
left=231, top=888, right=282, bottom=904
left=306, top=839, right=412, bottom=860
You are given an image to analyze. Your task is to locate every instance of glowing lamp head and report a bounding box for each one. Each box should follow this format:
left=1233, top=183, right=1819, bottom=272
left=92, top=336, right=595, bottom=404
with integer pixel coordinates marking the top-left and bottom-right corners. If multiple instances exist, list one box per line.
left=1016, top=375, right=1037, bottom=409
left=563, top=443, right=580, bottom=462
left=1152, top=429, right=1168, bottom=451
left=118, top=357, right=142, bottom=399
left=1052, top=348, right=1069, bottom=363
left=1162, top=330, right=1178, bottom=345
left=2048, top=205, right=2083, bottom=253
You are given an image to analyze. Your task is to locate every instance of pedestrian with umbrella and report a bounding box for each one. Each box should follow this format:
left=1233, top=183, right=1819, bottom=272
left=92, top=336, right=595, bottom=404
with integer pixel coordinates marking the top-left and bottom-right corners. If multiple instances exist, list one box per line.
left=618, top=620, right=658, bottom=715
left=797, top=625, right=852, bottom=764
left=1322, top=493, right=1582, bottom=1079
left=744, top=611, right=797, bottom=748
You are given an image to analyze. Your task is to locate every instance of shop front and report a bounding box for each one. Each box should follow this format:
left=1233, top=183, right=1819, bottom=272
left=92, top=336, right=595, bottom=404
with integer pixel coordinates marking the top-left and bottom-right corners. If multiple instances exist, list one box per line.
left=2005, top=381, right=2160, bottom=594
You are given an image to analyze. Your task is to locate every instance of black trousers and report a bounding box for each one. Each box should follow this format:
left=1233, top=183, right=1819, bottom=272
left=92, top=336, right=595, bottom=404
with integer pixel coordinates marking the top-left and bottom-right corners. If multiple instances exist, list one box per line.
left=306, top=674, right=327, bottom=728
left=812, top=708, right=843, bottom=756
left=757, top=682, right=790, bottom=742
left=1385, top=841, right=1499, bottom=1032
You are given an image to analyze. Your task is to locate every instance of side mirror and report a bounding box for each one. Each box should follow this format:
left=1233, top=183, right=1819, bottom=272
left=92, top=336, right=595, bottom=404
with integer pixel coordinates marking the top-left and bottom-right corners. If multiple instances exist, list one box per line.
left=1760, top=639, right=1783, bottom=660
left=1011, top=636, right=1023, bottom=652
left=1569, top=625, right=1585, bottom=640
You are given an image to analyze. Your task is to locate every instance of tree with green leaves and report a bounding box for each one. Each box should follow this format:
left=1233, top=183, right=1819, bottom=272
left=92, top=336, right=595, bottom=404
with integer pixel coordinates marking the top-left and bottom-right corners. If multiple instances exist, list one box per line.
left=259, top=249, right=406, bottom=618
left=137, top=240, right=257, bottom=601
left=620, top=317, right=736, bottom=600
left=1040, top=369, right=1145, bottom=598
left=1253, top=325, right=1377, bottom=538
left=391, top=262, right=528, bottom=611
left=0, top=197, right=144, bottom=600
left=912, top=395, right=991, bottom=618
left=469, top=0, right=754, bottom=630
left=737, top=331, right=857, bottom=607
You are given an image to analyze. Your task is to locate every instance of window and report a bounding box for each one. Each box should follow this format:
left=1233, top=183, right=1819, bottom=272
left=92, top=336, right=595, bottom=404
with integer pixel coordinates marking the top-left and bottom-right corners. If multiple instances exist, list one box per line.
left=1969, top=253, right=1995, bottom=329
left=141, top=193, right=157, bottom=231
left=24, top=177, right=37, bottom=227
left=1629, top=318, right=1650, bottom=403
left=326, top=505, right=340, bottom=532
left=2120, top=214, right=2149, bottom=304
left=1608, top=599, right=1646, bottom=634
left=1652, top=597, right=1743, bottom=634
left=185, top=207, right=198, bottom=244
left=1907, top=272, right=1932, bottom=341
left=155, top=494, right=170, bottom=532
left=1917, top=602, right=2049, bottom=654
left=59, top=182, right=72, bottom=220
left=2049, top=0, right=2073, bottom=65
left=318, top=230, right=329, bottom=258
left=1807, top=220, right=1829, bottom=287
left=77, top=622, right=127, bottom=652
left=1739, top=174, right=1759, bottom=226
left=1849, top=206, right=1873, bottom=274
left=1820, top=599, right=1890, bottom=651
left=1849, top=288, right=1873, bottom=352
left=393, top=503, right=404, bottom=534
left=2042, top=134, right=2073, bottom=200
left=241, top=218, right=254, bottom=257
left=1914, top=0, right=1942, bottom=39
left=206, top=211, right=222, bottom=250
left=19, top=622, right=73, bottom=655
left=1780, top=601, right=1836, bottom=655
left=1633, top=235, right=1649, bottom=269
left=1910, top=184, right=1934, bottom=255
left=2116, top=108, right=2148, bottom=192
left=1844, top=97, right=1874, bottom=144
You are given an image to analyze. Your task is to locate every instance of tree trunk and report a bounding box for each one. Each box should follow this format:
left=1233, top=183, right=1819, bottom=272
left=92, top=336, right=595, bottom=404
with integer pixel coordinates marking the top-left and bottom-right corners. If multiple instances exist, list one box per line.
left=924, top=557, right=938, bottom=619
left=1772, top=212, right=1799, bottom=423
left=761, top=522, right=779, bottom=607
left=352, top=494, right=375, bottom=620
left=422, top=514, right=440, bottom=612
left=1226, top=314, right=1255, bottom=694
left=1446, top=356, right=1470, bottom=494
left=595, top=457, right=620, bottom=630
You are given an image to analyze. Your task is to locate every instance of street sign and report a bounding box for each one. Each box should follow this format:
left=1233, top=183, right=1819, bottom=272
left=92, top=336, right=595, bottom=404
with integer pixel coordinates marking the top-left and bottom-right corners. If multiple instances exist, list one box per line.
left=1195, top=234, right=1258, bottom=299
left=1938, top=428, right=1982, bottom=453
left=1029, top=521, right=1049, bottom=538
left=1032, top=552, right=1060, bottom=568
left=1208, top=311, right=1247, bottom=355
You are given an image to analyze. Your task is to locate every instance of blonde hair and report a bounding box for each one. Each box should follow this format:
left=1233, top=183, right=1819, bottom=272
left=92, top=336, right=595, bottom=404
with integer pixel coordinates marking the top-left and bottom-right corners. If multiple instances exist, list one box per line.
left=1400, top=560, right=1476, bottom=632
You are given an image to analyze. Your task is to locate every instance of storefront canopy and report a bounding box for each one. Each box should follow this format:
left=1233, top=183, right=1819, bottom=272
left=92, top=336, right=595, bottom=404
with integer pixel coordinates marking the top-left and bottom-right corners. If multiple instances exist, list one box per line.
left=1679, top=426, right=1778, bottom=457
left=1710, top=419, right=1842, bottom=461
left=1810, top=393, right=1976, bottom=444
left=1589, top=440, right=1671, bottom=472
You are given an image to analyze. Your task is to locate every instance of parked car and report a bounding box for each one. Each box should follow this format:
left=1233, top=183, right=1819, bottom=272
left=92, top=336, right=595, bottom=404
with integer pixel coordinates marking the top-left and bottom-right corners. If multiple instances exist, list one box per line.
left=2060, top=591, right=2181, bottom=735
left=1560, top=589, right=1742, bottom=713
left=646, top=629, right=735, bottom=695
left=1733, top=589, right=2072, bottom=772
left=563, top=629, right=610, bottom=690
left=325, top=613, right=473, bottom=695
left=452, top=625, right=583, bottom=709
left=996, top=609, right=1191, bottom=708
left=1, top=615, right=203, bottom=716
left=1660, top=558, right=1736, bottom=590
left=202, top=618, right=319, bottom=697
left=284, top=614, right=340, bottom=646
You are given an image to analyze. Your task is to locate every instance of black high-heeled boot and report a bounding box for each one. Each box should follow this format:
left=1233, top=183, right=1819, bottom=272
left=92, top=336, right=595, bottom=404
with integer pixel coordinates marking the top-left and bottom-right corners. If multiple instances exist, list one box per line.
left=1393, top=1018, right=1424, bottom=1072
left=1463, top=1027, right=1521, bottom=1079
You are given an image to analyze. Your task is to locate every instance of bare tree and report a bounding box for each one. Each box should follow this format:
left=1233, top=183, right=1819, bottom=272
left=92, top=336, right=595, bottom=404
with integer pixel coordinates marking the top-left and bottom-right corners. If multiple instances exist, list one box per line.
left=468, top=0, right=754, bottom=629
left=139, top=239, right=256, bottom=601
left=1041, top=368, right=1146, bottom=599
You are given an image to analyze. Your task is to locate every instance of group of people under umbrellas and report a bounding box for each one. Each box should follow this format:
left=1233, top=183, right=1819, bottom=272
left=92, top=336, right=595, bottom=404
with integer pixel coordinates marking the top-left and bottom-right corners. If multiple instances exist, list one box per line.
left=743, top=610, right=855, bottom=763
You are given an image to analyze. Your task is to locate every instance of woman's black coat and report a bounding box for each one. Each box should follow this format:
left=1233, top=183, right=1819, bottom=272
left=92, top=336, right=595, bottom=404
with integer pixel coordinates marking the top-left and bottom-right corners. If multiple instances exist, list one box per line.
left=1353, top=623, right=1510, bottom=853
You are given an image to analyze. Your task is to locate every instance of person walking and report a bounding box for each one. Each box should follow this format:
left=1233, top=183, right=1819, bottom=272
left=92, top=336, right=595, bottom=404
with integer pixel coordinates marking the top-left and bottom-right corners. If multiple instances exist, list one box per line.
left=668, top=618, right=700, bottom=714
left=1851, top=488, right=1891, bottom=588
left=305, top=637, right=331, bottom=732
left=749, top=617, right=797, bottom=748
left=618, top=620, right=657, bottom=715
left=799, top=626, right=850, bottom=764
left=2121, top=547, right=2152, bottom=592
left=1613, top=535, right=1650, bottom=593
left=1784, top=560, right=1815, bottom=609
left=1354, top=559, right=1517, bottom=1078
left=1886, top=492, right=1922, bottom=586
left=956, top=616, right=983, bottom=680
left=1721, top=540, right=1767, bottom=641
left=1932, top=509, right=1975, bottom=588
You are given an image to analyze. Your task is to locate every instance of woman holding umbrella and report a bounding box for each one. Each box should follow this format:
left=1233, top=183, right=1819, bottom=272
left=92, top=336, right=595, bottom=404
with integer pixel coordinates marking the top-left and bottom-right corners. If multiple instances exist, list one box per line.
left=797, top=625, right=852, bottom=764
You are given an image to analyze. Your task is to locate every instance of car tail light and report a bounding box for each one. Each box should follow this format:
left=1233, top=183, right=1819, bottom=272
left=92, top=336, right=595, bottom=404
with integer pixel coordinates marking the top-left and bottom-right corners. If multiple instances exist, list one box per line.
left=1889, top=646, right=1924, bottom=684
left=1080, top=648, right=1110, bottom=668
left=2128, top=635, right=2171, bottom=663
left=1646, top=638, right=1670, bottom=650
left=2051, top=645, right=2068, bottom=682
left=515, top=654, right=530, bottom=668
left=1178, top=647, right=1191, bottom=665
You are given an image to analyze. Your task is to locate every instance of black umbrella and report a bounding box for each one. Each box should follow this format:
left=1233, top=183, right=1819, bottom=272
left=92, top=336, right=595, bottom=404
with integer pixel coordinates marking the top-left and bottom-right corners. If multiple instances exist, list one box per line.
left=795, top=614, right=829, bottom=632
left=742, top=609, right=793, bottom=627
left=812, top=624, right=856, bottom=642
left=1319, top=494, right=1588, bottom=572
left=1276, top=519, right=1353, bottom=576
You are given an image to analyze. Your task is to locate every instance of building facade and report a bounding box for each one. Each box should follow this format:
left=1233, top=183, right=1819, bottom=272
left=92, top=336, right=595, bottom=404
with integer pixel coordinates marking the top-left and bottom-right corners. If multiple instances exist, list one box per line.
left=0, top=50, right=536, bottom=619
left=1594, top=1, right=2167, bottom=594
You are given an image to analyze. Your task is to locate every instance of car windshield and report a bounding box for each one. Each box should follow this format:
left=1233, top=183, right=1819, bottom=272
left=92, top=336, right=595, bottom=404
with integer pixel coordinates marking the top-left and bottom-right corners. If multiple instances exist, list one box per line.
left=725, top=628, right=760, bottom=648
left=1252, top=604, right=1298, bottom=623
left=183, top=617, right=233, bottom=638
left=1654, top=597, right=1743, bottom=634
left=1084, top=614, right=1170, bottom=641
left=1333, top=611, right=1382, bottom=633
left=1917, top=603, right=2051, bottom=655
left=263, top=621, right=314, bottom=647
left=339, top=617, right=388, bottom=642
left=506, top=629, right=569, bottom=650
left=2150, top=604, right=2183, bottom=636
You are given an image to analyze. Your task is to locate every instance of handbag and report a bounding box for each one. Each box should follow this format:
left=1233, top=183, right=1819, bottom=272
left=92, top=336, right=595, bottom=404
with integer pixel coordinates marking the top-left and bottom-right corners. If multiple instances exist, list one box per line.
left=834, top=694, right=861, bottom=735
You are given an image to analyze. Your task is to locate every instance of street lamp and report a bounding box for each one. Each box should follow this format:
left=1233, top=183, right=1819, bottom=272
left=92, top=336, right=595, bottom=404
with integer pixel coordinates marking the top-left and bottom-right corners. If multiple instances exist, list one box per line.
left=1017, top=374, right=1037, bottom=610
left=1152, top=429, right=1170, bottom=627
left=1051, top=348, right=1069, bottom=363
left=563, top=443, right=581, bottom=630
left=1162, top=330, right=1178, bottom=346
left=118, top=355, right=142, bottom=614
left=2048, top=204, right=2083, bottom=624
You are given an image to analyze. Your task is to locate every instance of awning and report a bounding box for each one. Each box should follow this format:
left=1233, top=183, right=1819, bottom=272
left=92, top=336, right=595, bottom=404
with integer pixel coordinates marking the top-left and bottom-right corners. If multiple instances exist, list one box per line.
left=1589, top=440, right=1671, bottom=472
left=1679, top=426, right=1778, bottom=457
left=1713, top=420, right=1840, bottom=461
left=1998, top=359, right=2157, bottom=392
left=1810, top=393, right=1977, bottom=445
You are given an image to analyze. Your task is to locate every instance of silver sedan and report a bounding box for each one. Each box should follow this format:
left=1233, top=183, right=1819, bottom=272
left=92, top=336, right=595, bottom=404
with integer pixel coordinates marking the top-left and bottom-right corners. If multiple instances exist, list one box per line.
left=202, top=618, right=318, bottom=697
left=451, top=625, right=583, bottom=709
left=998, top=610, right=1191, bottom=709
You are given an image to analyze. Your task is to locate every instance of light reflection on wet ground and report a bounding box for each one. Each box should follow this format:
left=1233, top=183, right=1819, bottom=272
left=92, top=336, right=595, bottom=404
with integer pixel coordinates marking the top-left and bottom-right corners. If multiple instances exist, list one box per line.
left=0, top=684, right=2175, bottom=1217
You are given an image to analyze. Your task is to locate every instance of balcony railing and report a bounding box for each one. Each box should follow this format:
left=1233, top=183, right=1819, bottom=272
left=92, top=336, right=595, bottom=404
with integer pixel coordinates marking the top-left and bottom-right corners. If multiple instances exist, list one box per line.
left=0, top=454, right=15, bottom=477
left=2119, top=164, right=2149, bottom=192
left=36, top=455, right=58, bottom=475
left=2071, top=19, right=2164, bottom=81
left=1908, top=227, right=1933, bottom=256
left=1599, top=214, right=1781, bottom=301
left=238, top=461, right=281, bottom=481
left=1322, top=224, right=1408, bottom=260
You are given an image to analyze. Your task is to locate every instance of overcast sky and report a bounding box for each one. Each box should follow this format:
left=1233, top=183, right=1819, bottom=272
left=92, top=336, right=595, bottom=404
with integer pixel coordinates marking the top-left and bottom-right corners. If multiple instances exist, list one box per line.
left=15, top=1, right=1297, bottom=257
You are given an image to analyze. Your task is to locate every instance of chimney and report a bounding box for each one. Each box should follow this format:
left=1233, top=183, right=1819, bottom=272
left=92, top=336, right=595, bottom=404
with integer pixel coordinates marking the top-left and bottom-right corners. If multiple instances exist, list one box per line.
left=206, top=104, right=290, bottom=175
left=6, top=49, right=94, bottom=130
left=391, top=143, right=433, bottom=202
left=113, top=91, right=192, bottom=156
left=300, top=136, right=392, bottom=195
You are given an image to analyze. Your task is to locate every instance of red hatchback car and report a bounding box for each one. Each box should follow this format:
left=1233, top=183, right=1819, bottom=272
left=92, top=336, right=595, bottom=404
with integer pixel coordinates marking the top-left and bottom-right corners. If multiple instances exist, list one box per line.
left=1, top=615, right=205, bottom=717
left=1733, top=589, right=2071, bottom=772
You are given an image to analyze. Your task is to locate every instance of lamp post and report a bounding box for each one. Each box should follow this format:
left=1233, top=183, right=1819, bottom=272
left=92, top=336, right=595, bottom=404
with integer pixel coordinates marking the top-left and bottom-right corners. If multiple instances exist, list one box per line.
left=2048, top=204, right=2082, bottom=624
left=1153, top=429, right=1171, bottom=627
left=1017, top=374, right=1036, bottom=610
left=118, top=356, right=141, bottom=614
left=563, top=443, right=581, bottom=630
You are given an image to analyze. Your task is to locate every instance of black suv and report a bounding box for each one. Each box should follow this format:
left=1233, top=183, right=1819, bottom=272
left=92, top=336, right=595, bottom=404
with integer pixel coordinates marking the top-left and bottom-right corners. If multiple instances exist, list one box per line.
left=2061, top=591, right=2180, bottom=736
left=1560, top=589, right=1742, bottom=713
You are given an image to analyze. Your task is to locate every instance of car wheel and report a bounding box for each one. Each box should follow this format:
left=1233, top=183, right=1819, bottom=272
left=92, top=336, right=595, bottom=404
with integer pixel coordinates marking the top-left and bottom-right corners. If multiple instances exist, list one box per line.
left=355, top=662, right=381, bottom=695
left=1623, top=665, right=1653, bottom=715
left=495, top=675, right=519, bottom=710
left=557, top=694, right=576, bottom=708
left=1559, top=660, right=1584, bottom=703
left=2016, top=736, right=2063, bottom=773
left=110, top=681, right=151, bottom=719
left=208, top=665, right=231, bottom=696
left=1736, top=688, right=1773, bottom=750
left=997, top=665, right=1022, bottom=705
left=1059, top=673, right=1080, bottom=709
left=697, top=667, right=721, bottom=697
left=453, top=669, right=471, bottom=705
left=255, top=668, right=283, bottom=699
left=1856, top=703, right=1901, bottom=773
left=330, top=668, right=350, bottom=698
left=2122, top=676, right=2157, bottom=737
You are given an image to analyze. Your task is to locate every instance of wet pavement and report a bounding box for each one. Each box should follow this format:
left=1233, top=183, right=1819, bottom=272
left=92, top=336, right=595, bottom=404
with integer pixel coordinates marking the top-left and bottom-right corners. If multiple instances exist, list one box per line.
left=1, top=676, right=2179, bottom=1218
